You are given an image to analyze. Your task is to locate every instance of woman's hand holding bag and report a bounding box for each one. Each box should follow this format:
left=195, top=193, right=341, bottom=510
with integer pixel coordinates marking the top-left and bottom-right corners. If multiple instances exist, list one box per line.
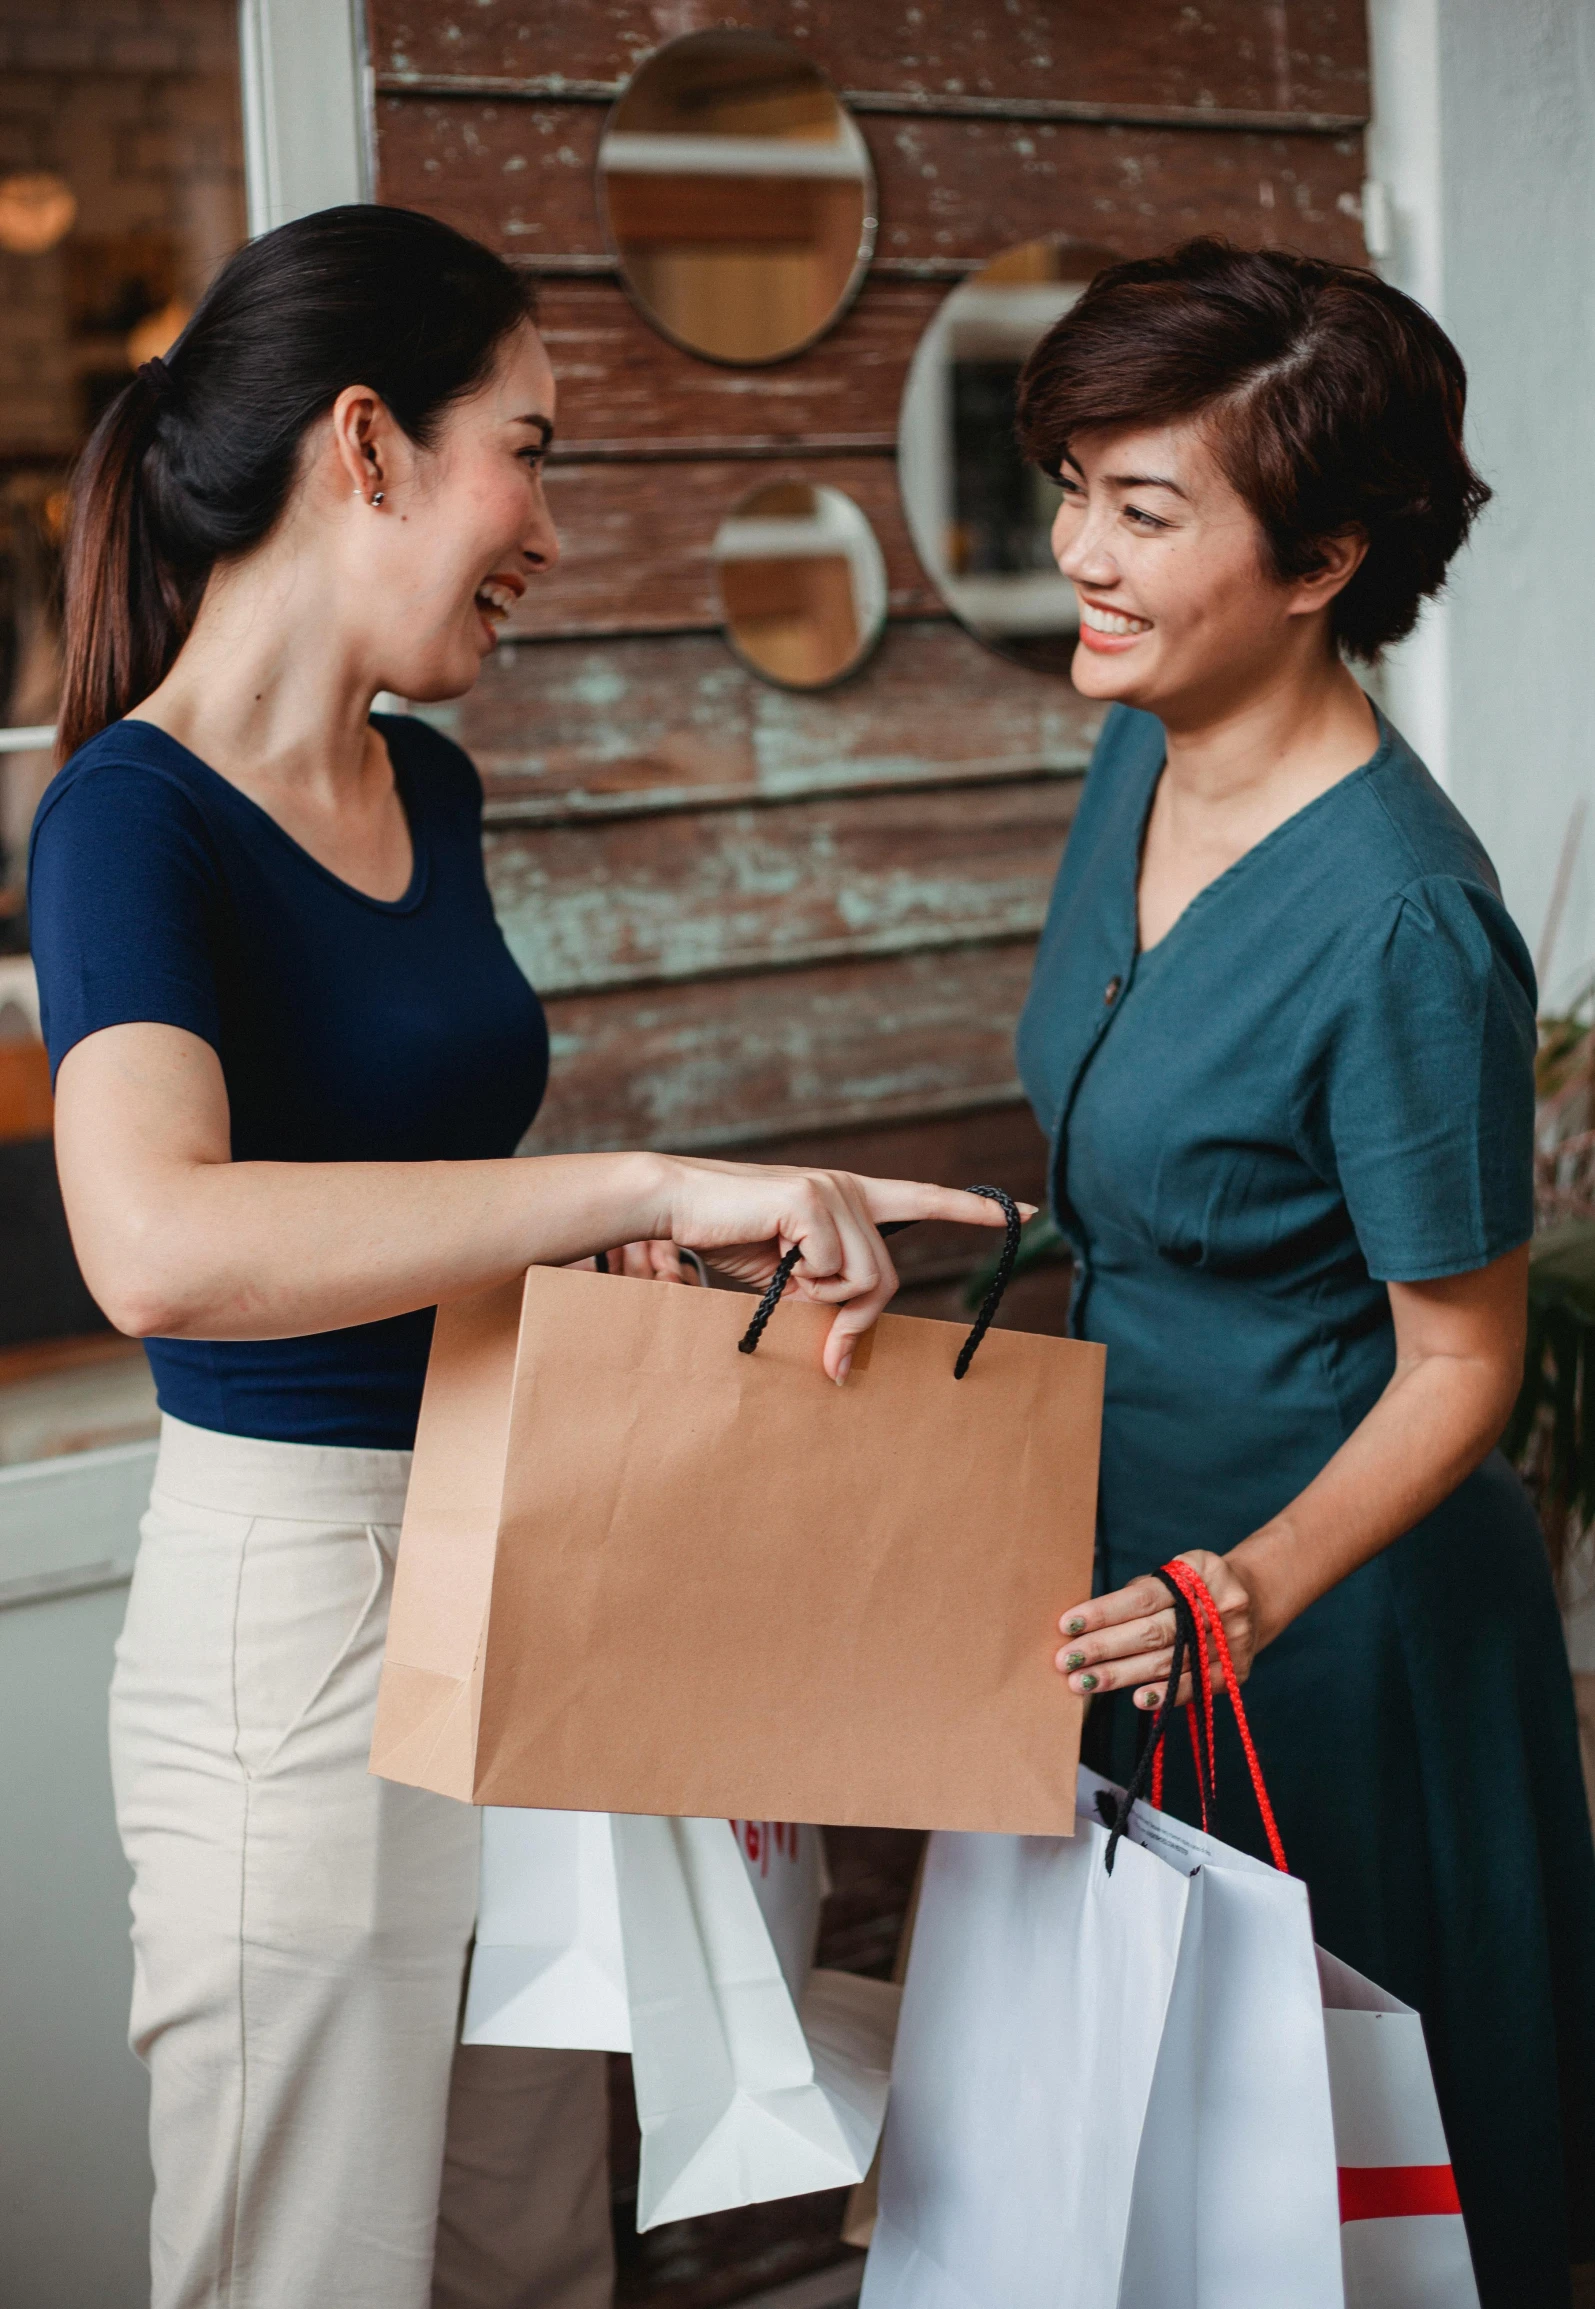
left=646, top=1157, right=1031, bottom=1381
left=1056, top=1546, right=1264, bottom=1708
left=581, top=1163, right=1031, bottom=1379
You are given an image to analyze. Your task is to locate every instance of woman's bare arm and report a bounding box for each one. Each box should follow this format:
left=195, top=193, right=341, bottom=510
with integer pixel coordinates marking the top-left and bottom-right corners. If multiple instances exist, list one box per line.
left=1052, top=1244, right=1529, bottom=1700
left=54, top=1021, right=1020, bottom=1380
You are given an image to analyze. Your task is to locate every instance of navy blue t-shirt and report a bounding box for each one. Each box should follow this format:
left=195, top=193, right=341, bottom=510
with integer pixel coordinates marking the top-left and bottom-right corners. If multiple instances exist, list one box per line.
left=27, top=714, right=549, bottom=1447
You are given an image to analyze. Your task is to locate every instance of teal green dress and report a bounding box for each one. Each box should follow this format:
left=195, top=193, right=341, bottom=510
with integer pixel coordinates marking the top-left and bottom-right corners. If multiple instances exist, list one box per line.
left=1016, top=704, right=1595, bottom=2308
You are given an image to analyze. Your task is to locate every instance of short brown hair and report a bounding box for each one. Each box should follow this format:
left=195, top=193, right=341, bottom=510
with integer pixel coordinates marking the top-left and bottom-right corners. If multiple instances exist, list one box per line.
left=1015, top=237, right=1489, bottom=661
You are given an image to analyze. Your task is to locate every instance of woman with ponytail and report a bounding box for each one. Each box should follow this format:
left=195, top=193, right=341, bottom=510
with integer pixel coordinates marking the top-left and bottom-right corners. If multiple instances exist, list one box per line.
left=29, top=205, right=1011, bottom=2309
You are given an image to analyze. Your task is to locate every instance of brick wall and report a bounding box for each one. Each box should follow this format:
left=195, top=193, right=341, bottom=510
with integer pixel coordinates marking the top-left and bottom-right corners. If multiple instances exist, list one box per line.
left=0, top=0, right=246, bottom=911
left=0, top=0, right=245, bottom=462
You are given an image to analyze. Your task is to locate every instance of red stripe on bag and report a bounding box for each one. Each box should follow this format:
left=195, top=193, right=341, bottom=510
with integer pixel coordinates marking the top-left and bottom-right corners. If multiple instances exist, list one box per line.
left=1338, top=2165, right=1462, bottom=2222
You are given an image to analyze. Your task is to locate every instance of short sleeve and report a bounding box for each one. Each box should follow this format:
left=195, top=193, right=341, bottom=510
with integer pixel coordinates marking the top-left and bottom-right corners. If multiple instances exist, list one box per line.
left=1292, top=874, right=1537, bottom=1281
left=27, top=760, right=224, bottom=1083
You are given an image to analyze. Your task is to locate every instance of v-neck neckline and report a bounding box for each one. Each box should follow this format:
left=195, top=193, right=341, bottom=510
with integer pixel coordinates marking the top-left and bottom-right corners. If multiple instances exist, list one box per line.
left=119, top=714, right=428, bottom=915
left=1131, top=707, right=1395, bottom=965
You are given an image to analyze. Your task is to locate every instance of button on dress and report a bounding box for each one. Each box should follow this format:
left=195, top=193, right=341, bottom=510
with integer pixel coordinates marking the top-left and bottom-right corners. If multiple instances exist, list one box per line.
left=1017, top=703, right=1595, bottom=2307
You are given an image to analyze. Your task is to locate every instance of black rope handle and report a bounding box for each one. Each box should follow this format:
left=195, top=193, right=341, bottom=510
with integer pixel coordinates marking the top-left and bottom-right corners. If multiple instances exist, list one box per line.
left=736, top=1242, right=804, bottom=1355
left=737, top=1185, right=1023, bottom=1375
left=953, top=1186, right=1023, bottom=1379
left=1100, top=1568, right=1215, bottom=1876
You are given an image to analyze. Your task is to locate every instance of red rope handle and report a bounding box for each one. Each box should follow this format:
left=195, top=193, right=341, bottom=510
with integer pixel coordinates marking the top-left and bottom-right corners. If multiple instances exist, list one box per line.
left=1151, top=1571, right=1214, bottom=1827
left=1192, top=1587, right=1217, bottom=1806
left=1159, top=1558, right=1288, bottom=1874
left=1184, top=1582, right=1216, bottom=1827
left=1186, top=1707, right=1208, bottom=1828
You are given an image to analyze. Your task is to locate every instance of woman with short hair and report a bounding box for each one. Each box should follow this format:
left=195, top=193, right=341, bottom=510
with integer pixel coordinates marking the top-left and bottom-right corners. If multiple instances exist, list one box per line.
left=1017, top=239, right=1595, bottom=2305
left=27, top=203, right=1012, bottom=2309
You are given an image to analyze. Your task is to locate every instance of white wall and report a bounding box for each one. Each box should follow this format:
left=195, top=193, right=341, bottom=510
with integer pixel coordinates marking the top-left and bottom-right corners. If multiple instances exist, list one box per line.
left=0, top=1445, right=157, bottom=2308
left=1368, top=0, right=1595, bottom=1004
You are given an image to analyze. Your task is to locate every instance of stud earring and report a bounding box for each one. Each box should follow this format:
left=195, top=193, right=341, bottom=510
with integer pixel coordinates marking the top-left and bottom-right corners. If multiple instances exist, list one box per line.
left=371, top=491, right=385, bottom=507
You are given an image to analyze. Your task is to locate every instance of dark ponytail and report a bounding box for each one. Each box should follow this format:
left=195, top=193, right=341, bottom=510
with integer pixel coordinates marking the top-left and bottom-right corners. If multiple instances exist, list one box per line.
left=57, top=204, right=536, bottom=761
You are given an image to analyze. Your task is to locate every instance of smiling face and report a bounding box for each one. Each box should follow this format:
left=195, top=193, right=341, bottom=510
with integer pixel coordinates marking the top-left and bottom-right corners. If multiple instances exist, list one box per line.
left=332, top=318, right=561, bottom=703
left=1050, top=418, right=1346, bottom=725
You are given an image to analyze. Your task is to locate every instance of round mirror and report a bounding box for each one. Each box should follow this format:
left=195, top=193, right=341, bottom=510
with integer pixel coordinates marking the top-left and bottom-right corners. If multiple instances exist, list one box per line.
left=898, top=238, right=1119, bottom=676
left=597, top=30, right=876, bottom=368
left=715, top=480, right=888, bottom=689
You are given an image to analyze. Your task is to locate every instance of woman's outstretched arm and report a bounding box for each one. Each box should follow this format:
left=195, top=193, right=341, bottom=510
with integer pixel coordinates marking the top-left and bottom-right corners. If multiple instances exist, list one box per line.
left=55, top=1020, right=1021, bottom=1382
left=1052, top=1244, right=1529, bottom=1701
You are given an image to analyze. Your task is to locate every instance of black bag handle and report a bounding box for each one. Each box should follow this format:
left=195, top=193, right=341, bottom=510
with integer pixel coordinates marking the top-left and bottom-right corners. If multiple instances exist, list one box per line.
left=736, top=1185, right=1023, bottom=1376
left=1100, top=1574, right=1209, bottom=1877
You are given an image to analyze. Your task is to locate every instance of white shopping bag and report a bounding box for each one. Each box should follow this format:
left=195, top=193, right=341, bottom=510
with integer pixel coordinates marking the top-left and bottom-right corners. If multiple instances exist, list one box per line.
left=461, top=1808, right=897, bottom=2230
left=1106, top=1782, right=1477, bottom=2309
left=463, top=1810, right=821, bottom=2051
left=1104, top=1773, right=1345, bottom=2309
left=463, top=1808, right=628, bottom=2049
left=462, top=1810, right=824, bottom=2052
left=866, top=1774, right=1476, bottom=2309
left=615, top=1814, right=897, bottom=2229
left=1319, top=1949, right=1477, bottom=2309
left=860, top=1788, right=1193, bottom=2309
left=728, top=1816, right=823, bottom=1999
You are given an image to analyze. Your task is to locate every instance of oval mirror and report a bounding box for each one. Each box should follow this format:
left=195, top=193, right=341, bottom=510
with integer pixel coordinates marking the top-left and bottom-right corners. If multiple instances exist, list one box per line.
left=897, top=237, right=1120, bottom=676
left=597, top=29, right=876, bottom=367
left=715, top=480, right=888, bottom=690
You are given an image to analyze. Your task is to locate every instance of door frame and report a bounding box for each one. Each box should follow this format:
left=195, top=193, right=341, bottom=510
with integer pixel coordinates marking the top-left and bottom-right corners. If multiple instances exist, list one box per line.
left=239, top=0, right=372, bottom=237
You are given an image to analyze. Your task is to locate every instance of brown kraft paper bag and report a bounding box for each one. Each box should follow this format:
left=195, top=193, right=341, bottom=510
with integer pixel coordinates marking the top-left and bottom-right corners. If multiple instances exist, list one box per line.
left=370, top=1263, right=1103, bottom=1833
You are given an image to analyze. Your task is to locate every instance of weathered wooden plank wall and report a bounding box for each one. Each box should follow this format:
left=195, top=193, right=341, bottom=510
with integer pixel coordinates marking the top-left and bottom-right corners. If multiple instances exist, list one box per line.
left=365, top=4, right=1368, bottom=2294
left=367, top=3, right=1368, bottom=1342
left=378, top=104, right=1368, bottom=274
left=369, top=1, right=1369, bottom=117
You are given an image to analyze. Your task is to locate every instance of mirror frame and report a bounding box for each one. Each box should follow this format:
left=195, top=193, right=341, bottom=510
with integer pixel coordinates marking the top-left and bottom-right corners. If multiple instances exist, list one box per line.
left=896, top=236, right=1123, bottom=678
left=714, top=477, right=890, bottom=693
left=596, top=28, right=879, bottom=371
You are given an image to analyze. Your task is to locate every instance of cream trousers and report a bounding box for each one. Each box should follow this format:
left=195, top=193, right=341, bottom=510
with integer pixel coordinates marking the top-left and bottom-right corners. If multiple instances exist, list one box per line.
left=110, top=1414, right=614, bottom=2309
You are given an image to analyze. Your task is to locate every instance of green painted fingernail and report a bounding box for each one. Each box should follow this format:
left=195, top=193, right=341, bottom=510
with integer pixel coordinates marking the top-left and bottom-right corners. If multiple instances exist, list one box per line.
left=1063, top=1651, right=1085, bottom=1670
left=1065, top=1617, right=1086, bottom=1636
left=1078, top=1673, right=1099, bottom=1692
